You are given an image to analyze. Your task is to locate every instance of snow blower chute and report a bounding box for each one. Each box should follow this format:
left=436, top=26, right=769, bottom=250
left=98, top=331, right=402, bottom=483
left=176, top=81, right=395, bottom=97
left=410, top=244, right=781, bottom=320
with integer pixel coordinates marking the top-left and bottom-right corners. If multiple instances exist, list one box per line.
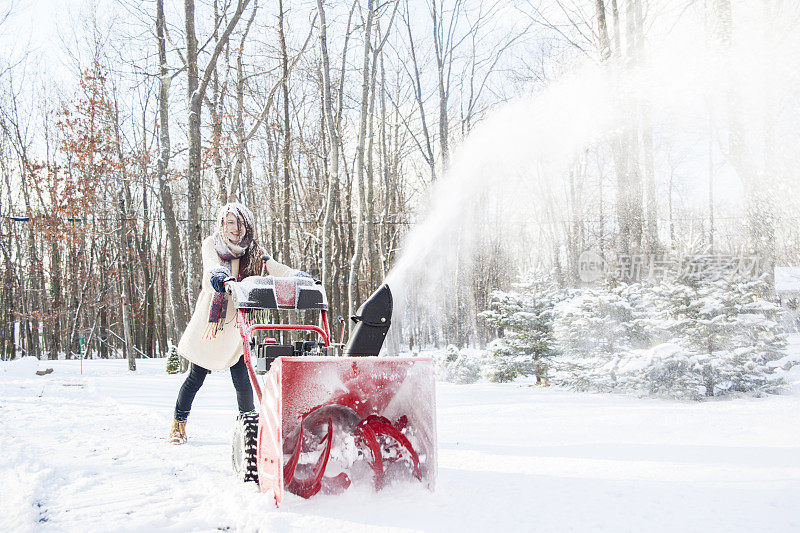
left=227, top=274, right=436, bottom=506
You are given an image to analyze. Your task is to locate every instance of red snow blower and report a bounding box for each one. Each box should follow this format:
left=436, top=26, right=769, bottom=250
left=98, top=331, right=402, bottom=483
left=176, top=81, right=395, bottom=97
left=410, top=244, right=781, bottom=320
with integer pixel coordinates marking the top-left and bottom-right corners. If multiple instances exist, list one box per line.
left=226, top=270, right=436, bottom=506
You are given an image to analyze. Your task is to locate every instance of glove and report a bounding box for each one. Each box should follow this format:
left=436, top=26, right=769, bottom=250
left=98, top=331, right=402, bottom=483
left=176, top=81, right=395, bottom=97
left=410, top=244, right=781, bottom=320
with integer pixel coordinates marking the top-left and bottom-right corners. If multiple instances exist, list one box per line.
left=210, top=267, right=233, bottom=293
left=295, top=270, right=321, bottom=284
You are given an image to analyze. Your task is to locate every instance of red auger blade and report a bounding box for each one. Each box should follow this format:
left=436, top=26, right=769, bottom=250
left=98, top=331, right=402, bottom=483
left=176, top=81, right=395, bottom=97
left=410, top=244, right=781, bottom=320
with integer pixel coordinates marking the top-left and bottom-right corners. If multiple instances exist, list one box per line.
left=284, top=417, right=334, bottom=499
left=362, top=415, right=423, bottom=481
left=255, top=357, right=437, bottom=506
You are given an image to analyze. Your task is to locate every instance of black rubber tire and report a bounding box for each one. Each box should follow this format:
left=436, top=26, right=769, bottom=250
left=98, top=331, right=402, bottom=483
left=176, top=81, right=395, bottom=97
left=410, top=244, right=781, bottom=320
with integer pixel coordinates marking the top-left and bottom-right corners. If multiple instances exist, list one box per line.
left=232, top=411, right=259, bottom=482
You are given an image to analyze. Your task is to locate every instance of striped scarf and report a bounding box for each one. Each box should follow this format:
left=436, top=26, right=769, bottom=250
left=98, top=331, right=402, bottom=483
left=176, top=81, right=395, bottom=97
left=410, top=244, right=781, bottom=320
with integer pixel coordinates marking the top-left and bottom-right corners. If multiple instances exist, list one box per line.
left=206, top=203, right=256, bottom=337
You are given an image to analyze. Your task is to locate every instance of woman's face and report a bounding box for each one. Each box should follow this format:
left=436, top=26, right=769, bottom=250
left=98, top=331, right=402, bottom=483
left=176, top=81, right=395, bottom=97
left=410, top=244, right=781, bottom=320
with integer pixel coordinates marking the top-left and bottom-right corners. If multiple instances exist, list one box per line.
left=224, top=213, right=243, bottom=244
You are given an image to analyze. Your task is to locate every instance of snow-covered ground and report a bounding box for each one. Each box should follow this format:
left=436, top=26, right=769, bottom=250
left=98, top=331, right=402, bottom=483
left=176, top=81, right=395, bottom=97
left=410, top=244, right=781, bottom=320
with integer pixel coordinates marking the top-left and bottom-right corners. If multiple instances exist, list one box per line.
left=1, top=342, right=799, bottom=532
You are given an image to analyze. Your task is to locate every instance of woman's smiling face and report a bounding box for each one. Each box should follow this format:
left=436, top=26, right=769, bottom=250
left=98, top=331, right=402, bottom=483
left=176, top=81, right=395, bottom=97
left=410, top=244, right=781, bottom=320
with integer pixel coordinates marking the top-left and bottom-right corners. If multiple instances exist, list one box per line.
left=224, top=213, right=242, bottom=244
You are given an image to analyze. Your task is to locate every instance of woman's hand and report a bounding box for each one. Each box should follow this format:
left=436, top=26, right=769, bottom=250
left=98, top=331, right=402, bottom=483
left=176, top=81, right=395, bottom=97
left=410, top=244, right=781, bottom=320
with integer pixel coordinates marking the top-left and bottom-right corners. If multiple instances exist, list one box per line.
left=295, top=270, right=321, bottom=284
left=210, top=267, right=234, bottom=293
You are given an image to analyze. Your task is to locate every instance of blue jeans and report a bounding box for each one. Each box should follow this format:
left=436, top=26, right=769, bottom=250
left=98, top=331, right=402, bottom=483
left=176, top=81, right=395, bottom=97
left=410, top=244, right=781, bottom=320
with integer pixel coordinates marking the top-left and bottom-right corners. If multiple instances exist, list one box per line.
left=174, top=355, right=255, bottom=421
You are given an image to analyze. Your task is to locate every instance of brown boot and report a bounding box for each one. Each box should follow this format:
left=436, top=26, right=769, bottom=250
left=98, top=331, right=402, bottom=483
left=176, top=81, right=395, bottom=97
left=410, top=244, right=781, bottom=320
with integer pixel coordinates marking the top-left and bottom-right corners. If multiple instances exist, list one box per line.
left=168, top=419, right=187, bottom=444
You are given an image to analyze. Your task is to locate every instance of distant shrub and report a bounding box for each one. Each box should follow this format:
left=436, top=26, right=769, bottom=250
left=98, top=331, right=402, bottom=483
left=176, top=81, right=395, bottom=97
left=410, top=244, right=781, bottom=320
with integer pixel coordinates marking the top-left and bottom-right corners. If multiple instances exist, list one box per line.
left=435, top=345, right=482, bottom=384
left=166, top=343, right=181, bottom=375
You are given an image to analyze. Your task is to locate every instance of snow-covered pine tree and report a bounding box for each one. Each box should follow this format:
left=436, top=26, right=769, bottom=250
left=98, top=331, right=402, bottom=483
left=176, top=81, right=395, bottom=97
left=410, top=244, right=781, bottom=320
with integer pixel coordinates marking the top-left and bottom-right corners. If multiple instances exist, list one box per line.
left=550, top=282, right=655, bottom=391
left=166, top=343, right=181, bottom=375
left=435, top=344, right=483, bottom=384
left=479, top=276, right=563, bottom=383
left=652, top=262, right=786, bottom=397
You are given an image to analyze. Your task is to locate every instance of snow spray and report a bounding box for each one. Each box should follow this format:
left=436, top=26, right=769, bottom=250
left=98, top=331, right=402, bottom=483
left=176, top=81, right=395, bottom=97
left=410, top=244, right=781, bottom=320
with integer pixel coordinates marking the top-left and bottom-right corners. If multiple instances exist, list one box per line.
left=383, top=2, right=800, bottom=349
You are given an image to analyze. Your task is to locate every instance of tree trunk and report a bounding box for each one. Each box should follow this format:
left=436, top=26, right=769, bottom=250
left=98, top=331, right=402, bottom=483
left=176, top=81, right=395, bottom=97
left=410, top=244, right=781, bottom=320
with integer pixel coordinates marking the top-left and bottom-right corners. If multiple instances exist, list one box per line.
left=158, top=0, right=189, bottom=367
left=18, top=158, right=42, bottom=358
left=635, top=1, right=657, bottom=252
left=184, top=0, right=203, bottom=308
left=278, top=0, right=292, bottom=264
left=404, top=1, right=436, bottom=183
left=625, top=0, right=643, bottom=252
left=641, top=111, right=658, bottom=252
left=432, top=0, right=449, bottom=167
left=347, top=0, right=375, bottom=333
left=231, top=37, right=246, bottom=202
left=317, top=0, right=341, bottom=291
left=118, top=190, right=136, bottom=371
left=366, top=23, right=380, bottom=287
left=378, top=54, right=391, bottom=278
left=49, top=238, right=61, bottom=360
left=714, top=0, right=774, bottom=280
left=596, top=0, right=612, bottom=60
left=229, top=4, right=257, bottom=202
left=211, top=0, right=226, bottom=203
left=140, top=161, right=155, bottom=357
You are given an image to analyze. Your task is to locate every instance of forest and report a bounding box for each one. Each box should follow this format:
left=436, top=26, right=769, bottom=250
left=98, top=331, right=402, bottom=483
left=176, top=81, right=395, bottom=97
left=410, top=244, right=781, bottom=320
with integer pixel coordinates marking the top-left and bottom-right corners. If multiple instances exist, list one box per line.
left=1, top=0, right=798, bottom=369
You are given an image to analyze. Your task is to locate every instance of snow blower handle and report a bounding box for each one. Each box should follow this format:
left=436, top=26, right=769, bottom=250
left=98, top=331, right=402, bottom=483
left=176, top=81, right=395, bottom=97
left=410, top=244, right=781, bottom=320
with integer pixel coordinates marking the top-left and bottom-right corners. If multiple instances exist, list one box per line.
left=223, top=277, right=236, bottom=296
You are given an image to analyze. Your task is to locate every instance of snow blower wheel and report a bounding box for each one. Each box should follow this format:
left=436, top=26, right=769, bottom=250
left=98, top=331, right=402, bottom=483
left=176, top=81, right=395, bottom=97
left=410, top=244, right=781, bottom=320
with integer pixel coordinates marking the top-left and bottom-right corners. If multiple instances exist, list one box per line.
left=232, top=411, right=259, bottom=482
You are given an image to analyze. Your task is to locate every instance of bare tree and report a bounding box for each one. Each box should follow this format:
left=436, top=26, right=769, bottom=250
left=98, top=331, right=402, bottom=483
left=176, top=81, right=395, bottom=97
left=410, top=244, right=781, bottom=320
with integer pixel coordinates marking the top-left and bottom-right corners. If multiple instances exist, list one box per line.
left=184, top=0, right=252, bottom=306
left=401, top=0, right=437, bottom=184
left=155, top=0, right=189, bottom=351
left=278, top=0, right=292, bottom=264
left=431, top=0, right=465, bottom=167
left=364, top=5, right=399, bottom=289
left=317, top=0, right=355, bottom=288
left=348, top=0, right=376, bottom=331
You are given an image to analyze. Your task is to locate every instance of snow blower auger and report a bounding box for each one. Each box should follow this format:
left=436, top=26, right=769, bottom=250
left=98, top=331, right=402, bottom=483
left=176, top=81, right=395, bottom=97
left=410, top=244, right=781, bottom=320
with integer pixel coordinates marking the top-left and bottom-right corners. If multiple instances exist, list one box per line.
left=226, top=271, right=436, bottom=506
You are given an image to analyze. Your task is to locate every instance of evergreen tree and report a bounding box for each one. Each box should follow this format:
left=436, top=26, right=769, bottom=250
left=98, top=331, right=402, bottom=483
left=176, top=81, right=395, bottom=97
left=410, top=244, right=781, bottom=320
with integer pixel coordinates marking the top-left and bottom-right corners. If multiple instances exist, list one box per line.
left=550, top=282, right=655, bottom=391
left=480, top=276, right=563, bottom=383
left=652, top=267, right=787, bottom=397
left=166, top=343, right=181, bottom=375
left=435, top=345, right=482, bottom=384
left=478, top=258, right=788, bottom=398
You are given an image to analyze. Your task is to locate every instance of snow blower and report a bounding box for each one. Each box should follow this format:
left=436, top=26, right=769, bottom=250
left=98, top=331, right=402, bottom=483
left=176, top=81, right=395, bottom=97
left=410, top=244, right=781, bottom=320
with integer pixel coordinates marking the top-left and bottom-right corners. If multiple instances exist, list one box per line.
left=227, top=272, right=436, bottom=506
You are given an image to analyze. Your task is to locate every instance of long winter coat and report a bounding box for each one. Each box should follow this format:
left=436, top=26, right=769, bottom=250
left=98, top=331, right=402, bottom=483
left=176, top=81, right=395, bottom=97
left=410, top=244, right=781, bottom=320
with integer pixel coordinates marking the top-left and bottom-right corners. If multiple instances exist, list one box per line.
left=177, top=235, right=296, bottom=371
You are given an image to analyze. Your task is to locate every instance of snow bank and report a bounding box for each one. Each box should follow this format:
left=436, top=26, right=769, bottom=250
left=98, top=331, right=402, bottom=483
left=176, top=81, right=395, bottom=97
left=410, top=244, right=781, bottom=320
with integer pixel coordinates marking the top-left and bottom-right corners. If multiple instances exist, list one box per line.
left=0, top=357, right=44, bottom=378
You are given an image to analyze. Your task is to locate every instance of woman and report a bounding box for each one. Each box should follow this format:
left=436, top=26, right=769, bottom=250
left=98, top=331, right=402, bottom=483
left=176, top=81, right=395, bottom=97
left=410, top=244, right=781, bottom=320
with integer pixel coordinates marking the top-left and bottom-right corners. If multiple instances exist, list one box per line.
left=168, top=202, right=308, bottom=444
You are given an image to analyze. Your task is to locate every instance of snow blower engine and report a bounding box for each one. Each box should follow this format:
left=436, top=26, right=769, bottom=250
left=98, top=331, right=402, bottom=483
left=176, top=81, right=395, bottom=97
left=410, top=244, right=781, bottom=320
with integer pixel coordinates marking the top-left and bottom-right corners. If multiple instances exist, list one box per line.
left=226, top=268, right=436, bottom=506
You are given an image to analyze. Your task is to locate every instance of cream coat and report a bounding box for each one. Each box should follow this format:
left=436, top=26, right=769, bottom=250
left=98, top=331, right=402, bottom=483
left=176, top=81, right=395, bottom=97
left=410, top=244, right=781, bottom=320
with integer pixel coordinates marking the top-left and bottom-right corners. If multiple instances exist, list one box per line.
left=177, top=235, right=297, bottom=371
